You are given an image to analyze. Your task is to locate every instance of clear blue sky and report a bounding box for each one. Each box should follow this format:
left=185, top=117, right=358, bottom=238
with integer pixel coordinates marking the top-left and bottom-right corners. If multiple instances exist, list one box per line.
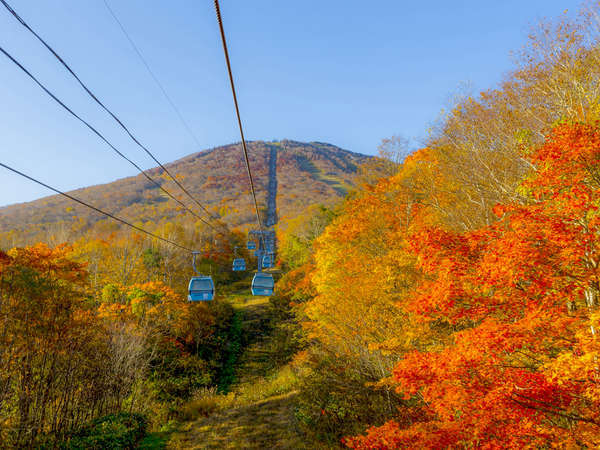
left=0, top=0, right=577, bottom=207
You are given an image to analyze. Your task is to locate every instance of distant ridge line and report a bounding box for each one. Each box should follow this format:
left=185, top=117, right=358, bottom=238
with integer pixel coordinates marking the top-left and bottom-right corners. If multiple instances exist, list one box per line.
left=0, top=141, right=371, bottom=240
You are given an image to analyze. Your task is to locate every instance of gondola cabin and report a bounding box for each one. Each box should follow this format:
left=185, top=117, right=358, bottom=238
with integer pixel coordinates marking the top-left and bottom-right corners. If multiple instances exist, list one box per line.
left=262, top=254, right=273, bottom=268
left=251, top=272, right=274, bottom=296
left=247, top=240, right=256, bottom=250
left=188, top=276, right=215, bottom=301
left=232, top=258, right=246, bottom=271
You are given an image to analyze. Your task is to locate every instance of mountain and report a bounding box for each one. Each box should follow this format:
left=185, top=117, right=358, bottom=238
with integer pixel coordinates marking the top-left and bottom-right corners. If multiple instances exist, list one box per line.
left=0, top=140, right=369, bottom=240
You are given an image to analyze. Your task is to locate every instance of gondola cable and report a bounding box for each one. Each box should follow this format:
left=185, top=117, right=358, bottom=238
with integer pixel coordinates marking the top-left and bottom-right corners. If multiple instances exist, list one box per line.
left=213, top=0, right=265, bottom=248
left=0, top=0, right=221, bottom=226
left=0, top=161, right=194, bottom=253
left=0, top=45, right=218, bottom=232
left=213, top=0, right=274, bottom=295
left=102, top=0, right=204, bottom=154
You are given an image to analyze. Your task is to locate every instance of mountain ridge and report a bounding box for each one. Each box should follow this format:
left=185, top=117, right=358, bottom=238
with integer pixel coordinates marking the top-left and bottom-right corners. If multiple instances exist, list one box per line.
left=0, top=140, right=370, bottom=243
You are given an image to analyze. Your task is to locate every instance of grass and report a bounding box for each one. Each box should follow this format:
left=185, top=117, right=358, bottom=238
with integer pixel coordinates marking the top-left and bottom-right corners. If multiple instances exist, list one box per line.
left=178, top=388, right=230, bottom=421
left=137, top=432, right=169, bottom=449
left=234, top=365, right=298, bottom=406
left=138, top=420, right=180, bottom=449
left=294, top=154, right=350, bottom=196
left=216, top=310, right=243, bottom=393
left=175, top=364, right=299, bottom=419
left=168, top=391, right=307, bottom=450
left=167, top=294, right=324, bottom=449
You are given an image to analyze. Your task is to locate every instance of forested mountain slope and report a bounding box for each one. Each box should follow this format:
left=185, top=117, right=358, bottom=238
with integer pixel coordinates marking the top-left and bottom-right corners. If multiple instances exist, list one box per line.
left=0, top=140, right=367, bottom=241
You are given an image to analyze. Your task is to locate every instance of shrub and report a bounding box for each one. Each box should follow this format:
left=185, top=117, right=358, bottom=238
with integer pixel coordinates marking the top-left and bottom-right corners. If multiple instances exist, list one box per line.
left=295, top=351, right=407, bottom=444
left=177, top=387, right=236, bottom=421
left=63, top=412, right=148, bottom=449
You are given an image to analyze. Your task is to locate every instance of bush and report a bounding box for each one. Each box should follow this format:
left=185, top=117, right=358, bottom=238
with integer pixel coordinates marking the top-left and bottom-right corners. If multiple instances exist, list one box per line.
left=235, top=365, right=299, bottom=405
left=63, top=412, right=148, bottom=449
left=295, top=352, right=407, bottom=444
left=177, top=387, right=235, bottom=421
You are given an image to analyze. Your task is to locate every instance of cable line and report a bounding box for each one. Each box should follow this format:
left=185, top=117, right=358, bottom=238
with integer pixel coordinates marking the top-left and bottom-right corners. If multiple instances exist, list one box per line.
left=0, top=45, right=220, bottom=233
left=102, top=0, right=204, bottom=153
left=0, top=0, right=219, bottom=224
left=0, top=161, right=194, bottom=253
left=213, top=0, right=265, bottom=247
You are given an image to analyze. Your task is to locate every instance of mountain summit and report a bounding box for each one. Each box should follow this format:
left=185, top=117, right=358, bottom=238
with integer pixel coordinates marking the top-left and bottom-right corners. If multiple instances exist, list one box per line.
left=0, top=140, right=369, bottom=239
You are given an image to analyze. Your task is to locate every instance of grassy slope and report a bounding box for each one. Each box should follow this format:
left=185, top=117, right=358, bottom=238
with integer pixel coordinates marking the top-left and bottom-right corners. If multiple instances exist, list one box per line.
left=170, top=392, right=304, bottom=449
left=167, top=294, right=318, bottom=449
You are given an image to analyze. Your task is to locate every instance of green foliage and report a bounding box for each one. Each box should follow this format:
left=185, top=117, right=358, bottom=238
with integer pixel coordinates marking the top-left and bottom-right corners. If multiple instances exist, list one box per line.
left=149, top=351, right=212, bottom=405
left=136, top=420, right=179, bottom=450
left=62, top=412, right=148, bottom=450
left=295, top=352, right=407, bottom=443
left=136, top=433, right=168, bottom=450
left=101, top=283, right=121, bottom=303
left=279, top=204, right=336, bottom=270
left=216, top=309, right=243, bottom=393
left=127, top=287, right=154, bottom=304
left=267, top=293, right=306, bottom=365
left=143, top=248, right=162, bottom=268
left=145, top=298, right=241, bottom=412
left=142, top=248, right=163, bottom=276
left=202, top=300, right=236, bottom=369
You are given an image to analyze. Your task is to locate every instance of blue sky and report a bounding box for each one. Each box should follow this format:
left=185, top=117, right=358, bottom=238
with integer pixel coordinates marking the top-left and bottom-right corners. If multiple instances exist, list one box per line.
left=0, top=0, right=577, bottom=206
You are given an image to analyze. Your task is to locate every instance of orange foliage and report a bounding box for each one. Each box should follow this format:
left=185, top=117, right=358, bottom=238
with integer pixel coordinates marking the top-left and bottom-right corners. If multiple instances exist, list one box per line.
left=347, top=123, right=600, bottom=448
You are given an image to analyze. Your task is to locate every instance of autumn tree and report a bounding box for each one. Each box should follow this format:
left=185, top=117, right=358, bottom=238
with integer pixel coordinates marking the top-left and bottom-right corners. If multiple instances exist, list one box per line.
left=348, top=123, right=600, bottom=448
left=0, top=244, right=123, bottom=446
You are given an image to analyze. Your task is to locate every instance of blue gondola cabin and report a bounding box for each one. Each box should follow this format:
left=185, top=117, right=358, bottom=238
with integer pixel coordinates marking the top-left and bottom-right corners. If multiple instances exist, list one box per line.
left=251, top=273, right=274, bottom=296
left=188, top=276, right=215, bottom=301
left=232, top=258, right=246, bottom=271
left=262, top=254, right=273, bottom=268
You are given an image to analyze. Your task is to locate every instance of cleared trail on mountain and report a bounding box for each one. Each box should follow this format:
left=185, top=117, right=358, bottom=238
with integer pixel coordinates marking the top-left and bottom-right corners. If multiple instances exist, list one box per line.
left=168, top=296, right=311, bottom=450
left=167, top=148, right=335, bottom=448
left=266, top=145, right=278, bottom=228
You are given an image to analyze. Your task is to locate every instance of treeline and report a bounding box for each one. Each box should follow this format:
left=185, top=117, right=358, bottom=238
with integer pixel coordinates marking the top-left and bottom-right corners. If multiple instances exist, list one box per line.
left=0, top=218, right=247, bottom=447
left=278, top=4, right=600, bottom=447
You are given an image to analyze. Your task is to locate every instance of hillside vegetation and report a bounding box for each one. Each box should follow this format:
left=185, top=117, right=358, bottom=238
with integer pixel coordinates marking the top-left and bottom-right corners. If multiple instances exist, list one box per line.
left=4, top=2, right=600, bottom=449
left=0, top=140, right=366, bottom=246
left=280, top=4, right=600, bottom=448
left=0, top=138, right=368, bottom=448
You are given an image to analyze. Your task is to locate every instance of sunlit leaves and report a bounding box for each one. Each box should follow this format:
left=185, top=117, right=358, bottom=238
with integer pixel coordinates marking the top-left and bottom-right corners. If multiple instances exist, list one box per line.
left=348, top=123, right=600, bottom=448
